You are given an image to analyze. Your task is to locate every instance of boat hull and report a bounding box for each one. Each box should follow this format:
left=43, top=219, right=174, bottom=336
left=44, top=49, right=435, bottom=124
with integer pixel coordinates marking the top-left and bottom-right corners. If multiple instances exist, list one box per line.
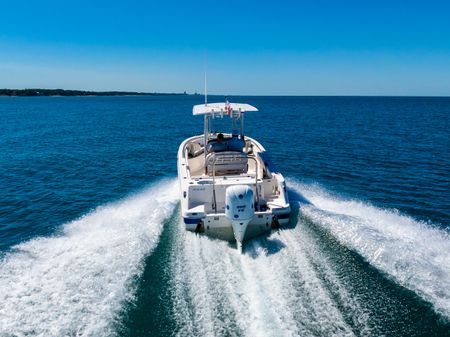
left=178, top=133, right=291, bottom=248
left=183, top=211, right=290, bottom=242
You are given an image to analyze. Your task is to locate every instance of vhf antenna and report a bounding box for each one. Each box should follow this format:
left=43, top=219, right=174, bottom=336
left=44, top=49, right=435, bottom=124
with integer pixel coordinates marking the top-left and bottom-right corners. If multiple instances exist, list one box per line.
left=204, top=51, right=207, bottom=105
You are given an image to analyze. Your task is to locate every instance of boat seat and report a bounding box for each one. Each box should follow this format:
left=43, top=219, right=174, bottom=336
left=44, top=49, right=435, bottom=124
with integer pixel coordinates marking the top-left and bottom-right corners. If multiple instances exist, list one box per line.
left=207, top=137, right=245, bottom=153
left=193, top=147, right=205, bottom=157
left=226, top=137, right=245, bottom=151
left=208, top=141, right=227, bottom=152
left=206, top=152, right=248, bottom=175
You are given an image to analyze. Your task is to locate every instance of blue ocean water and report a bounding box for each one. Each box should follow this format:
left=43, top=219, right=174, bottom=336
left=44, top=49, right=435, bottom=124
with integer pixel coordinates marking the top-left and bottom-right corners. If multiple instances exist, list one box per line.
left=0, top=95, right=449, bottom=336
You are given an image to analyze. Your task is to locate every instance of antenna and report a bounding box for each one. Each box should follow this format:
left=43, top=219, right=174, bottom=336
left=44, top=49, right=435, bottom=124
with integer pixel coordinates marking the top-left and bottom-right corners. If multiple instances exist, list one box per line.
left=204, top=51, right=207, bottom=105
left=204, top=69, right=207, bottom=105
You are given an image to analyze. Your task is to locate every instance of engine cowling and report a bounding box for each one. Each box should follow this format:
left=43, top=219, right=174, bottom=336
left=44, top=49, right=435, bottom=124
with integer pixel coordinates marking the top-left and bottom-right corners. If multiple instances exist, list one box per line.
left=225, top=185, right=254, bottom=247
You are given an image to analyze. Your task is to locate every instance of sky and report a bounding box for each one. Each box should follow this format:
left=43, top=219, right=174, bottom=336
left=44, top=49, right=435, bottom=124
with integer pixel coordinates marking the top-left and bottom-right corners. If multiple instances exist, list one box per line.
left=0, top=0, right=449, bottom=95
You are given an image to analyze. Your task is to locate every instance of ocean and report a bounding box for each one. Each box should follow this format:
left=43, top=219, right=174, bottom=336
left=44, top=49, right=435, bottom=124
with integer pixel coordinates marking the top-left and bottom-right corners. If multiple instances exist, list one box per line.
left=0, top=95, right=449, bottom=336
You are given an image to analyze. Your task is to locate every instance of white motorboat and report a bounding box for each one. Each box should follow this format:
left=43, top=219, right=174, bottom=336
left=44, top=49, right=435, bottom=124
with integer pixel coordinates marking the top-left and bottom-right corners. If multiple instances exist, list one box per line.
left=177, top=101, right=290, bottom=251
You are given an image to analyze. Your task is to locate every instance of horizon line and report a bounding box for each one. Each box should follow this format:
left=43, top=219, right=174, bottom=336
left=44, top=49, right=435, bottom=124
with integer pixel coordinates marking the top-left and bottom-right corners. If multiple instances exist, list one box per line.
left=1, top=88, right=449, bottom=98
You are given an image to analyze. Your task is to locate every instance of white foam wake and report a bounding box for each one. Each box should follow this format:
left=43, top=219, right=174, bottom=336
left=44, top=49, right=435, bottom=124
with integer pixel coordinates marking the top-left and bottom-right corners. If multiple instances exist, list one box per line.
left=171, top=221, right=370, bottom=336
left=0, top=179, right=178, bottom=337
left=290, top=181, right=450, bottom=318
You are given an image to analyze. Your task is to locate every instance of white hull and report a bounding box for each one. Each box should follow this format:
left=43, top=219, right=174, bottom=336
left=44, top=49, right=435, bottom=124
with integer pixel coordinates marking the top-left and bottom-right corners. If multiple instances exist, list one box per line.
left=184, top=211, right=289, bottom=241
left=177, top=134, right=290, bottom=248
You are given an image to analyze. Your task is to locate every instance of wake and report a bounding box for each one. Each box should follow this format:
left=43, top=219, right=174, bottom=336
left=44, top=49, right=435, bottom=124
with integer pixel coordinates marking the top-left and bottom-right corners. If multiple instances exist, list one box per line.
left=3, top=177, right=447, bottom=336
left=289, top=180, right=450, bottom=319
left=0, top=179, right=178, bottom=337
left=171, top=218, right=370, bottom=337
left=170, top=180, right=450, bottom=337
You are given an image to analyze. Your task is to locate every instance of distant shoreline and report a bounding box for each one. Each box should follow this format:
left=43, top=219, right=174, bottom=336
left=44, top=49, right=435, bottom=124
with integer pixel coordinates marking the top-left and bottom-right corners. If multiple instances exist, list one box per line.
left=1, top=89, right=448, bottom=98
left=0, top=89, right=189, bottom=97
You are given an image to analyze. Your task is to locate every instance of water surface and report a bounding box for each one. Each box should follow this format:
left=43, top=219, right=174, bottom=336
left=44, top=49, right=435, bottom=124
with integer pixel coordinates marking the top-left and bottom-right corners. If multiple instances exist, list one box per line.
left=0, top=96, right=449, bottom=336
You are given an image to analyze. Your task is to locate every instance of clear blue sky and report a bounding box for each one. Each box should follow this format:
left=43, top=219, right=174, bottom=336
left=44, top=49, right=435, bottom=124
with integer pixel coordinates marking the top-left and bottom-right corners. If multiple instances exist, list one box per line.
left=1, top=0, right=449, bottom=95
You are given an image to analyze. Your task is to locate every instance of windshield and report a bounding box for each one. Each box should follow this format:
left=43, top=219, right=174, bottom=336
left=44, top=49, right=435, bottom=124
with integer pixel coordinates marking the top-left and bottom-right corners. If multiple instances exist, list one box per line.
left=208, top=114, right=242, bottom=138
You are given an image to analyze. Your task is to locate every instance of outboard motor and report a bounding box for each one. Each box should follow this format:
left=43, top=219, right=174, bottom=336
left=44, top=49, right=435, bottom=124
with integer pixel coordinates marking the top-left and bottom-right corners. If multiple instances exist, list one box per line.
left=225, top=185, right=254, bottom=252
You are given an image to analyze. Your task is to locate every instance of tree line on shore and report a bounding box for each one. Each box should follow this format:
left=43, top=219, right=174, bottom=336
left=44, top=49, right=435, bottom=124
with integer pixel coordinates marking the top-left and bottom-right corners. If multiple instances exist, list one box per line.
left=0, top=89, right=188, bottom=96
